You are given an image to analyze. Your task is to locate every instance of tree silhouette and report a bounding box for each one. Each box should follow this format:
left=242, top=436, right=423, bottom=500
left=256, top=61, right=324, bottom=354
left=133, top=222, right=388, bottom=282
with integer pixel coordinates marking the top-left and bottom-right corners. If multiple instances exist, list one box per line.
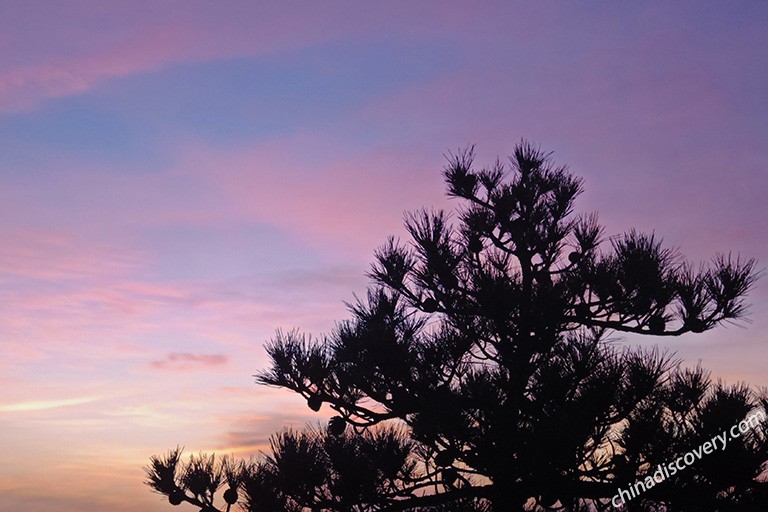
left=146, top=141, right=767, bottom=511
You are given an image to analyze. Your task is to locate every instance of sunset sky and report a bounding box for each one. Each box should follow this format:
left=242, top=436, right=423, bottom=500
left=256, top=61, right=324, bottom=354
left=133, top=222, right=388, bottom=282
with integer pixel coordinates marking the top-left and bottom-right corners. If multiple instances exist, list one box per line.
left=1, top=2, right=767, bottom=511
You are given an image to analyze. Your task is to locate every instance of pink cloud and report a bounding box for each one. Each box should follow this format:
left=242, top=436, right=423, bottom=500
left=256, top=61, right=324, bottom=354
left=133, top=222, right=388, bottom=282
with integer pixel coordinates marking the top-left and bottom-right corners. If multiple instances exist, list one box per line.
left=211, top=394, right=327, bottom=455
left=0, top=223, right=362, bottom=378
left=0, top=22, right=196, bottom=112
left=0, top=229, right=145, bottom=282
left=0, top=0, right=483, bottom=113
left=149, top=352, right=228, bottom=372
left=174, top=134, right=451, bottom=260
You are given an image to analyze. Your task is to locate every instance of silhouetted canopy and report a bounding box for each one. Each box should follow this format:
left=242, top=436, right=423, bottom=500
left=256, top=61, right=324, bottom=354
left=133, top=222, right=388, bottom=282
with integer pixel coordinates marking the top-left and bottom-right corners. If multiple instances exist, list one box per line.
left=147, top=141, right=766, bottom=512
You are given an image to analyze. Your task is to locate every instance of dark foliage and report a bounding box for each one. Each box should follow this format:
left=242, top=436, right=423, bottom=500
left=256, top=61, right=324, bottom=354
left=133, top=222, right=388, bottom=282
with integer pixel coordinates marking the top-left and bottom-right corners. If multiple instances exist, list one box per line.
left=147, top=141, right=765, bottom=511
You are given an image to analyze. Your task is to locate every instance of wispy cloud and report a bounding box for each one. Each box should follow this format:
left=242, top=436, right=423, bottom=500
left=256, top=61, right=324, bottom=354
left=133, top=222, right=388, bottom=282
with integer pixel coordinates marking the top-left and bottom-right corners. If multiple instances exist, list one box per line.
left=150, top=352, right=228, bottom=372
left=0, top=24, right=195, bottom=113
left=0, top=396, right=100, bottom=413
left=0, top=1, right=455, bottom=113
left=213, top=409, right=321, bottom=455
left=172, top=135, right=448, bottom=258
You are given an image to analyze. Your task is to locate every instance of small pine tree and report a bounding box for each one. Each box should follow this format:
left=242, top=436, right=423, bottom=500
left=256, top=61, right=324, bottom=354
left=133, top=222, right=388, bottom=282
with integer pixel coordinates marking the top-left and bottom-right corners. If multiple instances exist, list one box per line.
left=146, top=141, right=766, bottom=511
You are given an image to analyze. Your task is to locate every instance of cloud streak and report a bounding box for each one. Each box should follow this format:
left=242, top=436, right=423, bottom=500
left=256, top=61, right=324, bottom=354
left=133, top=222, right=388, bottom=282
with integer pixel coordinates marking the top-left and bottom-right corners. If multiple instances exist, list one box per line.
left=0, top=396, right=100, bottom=413
left=150, top=352, right=228, bottom=372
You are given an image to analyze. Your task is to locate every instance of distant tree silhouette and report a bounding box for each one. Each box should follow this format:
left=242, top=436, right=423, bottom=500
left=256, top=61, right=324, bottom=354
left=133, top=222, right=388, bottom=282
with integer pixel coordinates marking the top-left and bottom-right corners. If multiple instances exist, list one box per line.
left=146, top=141, right=767, bottom=511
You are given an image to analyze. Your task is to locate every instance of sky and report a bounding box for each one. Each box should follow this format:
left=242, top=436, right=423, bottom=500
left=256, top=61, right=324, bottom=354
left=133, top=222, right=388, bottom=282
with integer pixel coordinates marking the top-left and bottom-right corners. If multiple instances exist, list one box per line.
left=1, top=1, right=767, bottom=510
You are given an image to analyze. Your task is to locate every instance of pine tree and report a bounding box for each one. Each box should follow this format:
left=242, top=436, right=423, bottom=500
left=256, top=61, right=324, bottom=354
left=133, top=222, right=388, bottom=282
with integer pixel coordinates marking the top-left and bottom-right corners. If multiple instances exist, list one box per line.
left=146, top=141, right=766, bottom=511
